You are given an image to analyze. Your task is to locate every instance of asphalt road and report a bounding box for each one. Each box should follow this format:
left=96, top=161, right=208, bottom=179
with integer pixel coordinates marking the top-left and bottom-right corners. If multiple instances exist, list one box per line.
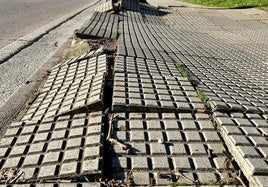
left=0, top=0, right=98, bottom=48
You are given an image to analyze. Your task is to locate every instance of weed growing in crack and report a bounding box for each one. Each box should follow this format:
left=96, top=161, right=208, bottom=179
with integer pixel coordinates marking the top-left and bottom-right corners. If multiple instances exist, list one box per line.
left=169, top=182, right=189, bottom=186
left=170, top=177, right=237, bottom=186
left=196, top=87, right=211, bottom=107
left=203, top=177, right=236, bottom=185
left=27, top=89, right=39, bottom=102
left=174, top=61, right=212, bottom=110
left=175, top=63, right=189, bottom=78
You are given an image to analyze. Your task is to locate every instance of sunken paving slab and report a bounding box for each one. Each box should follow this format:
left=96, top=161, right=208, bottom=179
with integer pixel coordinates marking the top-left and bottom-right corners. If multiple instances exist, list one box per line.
left=0, top=112, right=103, bottom=181
left=110, top=112, right=239, bottom=185
left=112, top=72, right=206, bottom=113
left=213, top=112, right=268, bottom=185
left=76, top=11, right=119, bottom=40
left=22, top=54, right=107, bottom=122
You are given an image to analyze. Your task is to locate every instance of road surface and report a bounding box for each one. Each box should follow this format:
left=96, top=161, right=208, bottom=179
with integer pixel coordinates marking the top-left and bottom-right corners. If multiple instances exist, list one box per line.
left=0, top=0, right=98, bottom=48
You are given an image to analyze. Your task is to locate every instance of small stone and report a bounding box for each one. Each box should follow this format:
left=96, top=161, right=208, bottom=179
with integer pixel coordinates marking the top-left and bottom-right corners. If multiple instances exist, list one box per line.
left=158, top=138, right=164, bottom=144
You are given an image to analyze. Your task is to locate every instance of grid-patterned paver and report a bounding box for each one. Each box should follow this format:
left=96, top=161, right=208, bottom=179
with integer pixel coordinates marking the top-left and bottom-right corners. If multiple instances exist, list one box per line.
left=0, top=112, right=103, bottom=181
left=117, top=10, right=170, bottom=61
left=117, top=1, right=268, bottom=115
left=76, top=12, right=118, bottom=39
left=113, top=0, right=268, bottom=185
left=1, top=0, right=267, bottom=185
left=112, top=72, right=206, bottom=113
left=114, top=55, right=181, bottom=77
left=22, top=54, right=107, bottom=121
left=213, top=112, right=268, bottom=185
left=110, top=112, right=238, bottom=185
left=171, top=53, right=268, bottom=114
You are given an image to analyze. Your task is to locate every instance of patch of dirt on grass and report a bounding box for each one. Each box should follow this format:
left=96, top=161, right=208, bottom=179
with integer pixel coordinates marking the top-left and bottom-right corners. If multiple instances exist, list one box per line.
left=60, top=37, right=91, bottom=61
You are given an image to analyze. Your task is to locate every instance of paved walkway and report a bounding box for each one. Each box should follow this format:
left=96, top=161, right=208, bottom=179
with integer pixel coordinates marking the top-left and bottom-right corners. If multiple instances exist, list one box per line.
left=0, top=0, right=268, bottom=186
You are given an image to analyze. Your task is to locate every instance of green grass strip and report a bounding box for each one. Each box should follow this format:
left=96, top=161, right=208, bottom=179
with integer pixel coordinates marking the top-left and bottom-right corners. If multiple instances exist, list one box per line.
left=182, top=0, right=268, bottom=9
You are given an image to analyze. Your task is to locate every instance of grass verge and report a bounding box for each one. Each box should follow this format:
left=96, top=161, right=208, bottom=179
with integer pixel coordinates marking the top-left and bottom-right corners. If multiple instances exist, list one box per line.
left=181, top=0, right=268, bottom=9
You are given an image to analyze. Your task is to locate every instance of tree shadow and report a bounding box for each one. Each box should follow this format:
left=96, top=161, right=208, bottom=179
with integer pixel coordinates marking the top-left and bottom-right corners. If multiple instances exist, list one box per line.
left=231, top=5, right=255, bottom=9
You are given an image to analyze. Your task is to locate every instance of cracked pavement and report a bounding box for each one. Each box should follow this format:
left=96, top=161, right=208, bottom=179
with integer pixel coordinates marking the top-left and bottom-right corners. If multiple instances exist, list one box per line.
left=0, top=0, right=268, bottom=186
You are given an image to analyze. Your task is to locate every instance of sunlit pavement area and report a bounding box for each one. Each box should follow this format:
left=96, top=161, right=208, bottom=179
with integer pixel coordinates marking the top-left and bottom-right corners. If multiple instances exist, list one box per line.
left=0, top=0, right=268, bottom=186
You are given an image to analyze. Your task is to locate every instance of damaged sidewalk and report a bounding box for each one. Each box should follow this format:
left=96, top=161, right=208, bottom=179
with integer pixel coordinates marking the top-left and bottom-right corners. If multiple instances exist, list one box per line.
left=1, top=0, right=268, bottom=186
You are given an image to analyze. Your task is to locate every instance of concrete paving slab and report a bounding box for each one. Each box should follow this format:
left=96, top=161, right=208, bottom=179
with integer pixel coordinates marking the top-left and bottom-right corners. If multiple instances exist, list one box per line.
left=213, top=112, right=268, bottom=184
left=116, top=0, right=268, bottom=116
left=171, top=53, right=268, bottom=114
left=22, top=54, right=107, bottom=121
left=114, top=55, right=180, bottom=77
left=110, top=112, right=238, bottom=185
left=112, top=72, right=206, bottom=113
left=76, top=11, right=119, bottom=39
left=1, top=0, right=267, bottom=185
left=0, top=112, right=103, bottom=181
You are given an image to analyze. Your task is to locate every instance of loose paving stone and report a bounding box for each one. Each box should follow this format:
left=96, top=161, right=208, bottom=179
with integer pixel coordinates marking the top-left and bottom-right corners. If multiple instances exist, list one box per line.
left=111, top=112, right=238, bottom=185
left=76, top=12, right=119, bottom=39
left=22, top=54, right=107, bottom=121
left=213, top=112, right=268, bottom=183
left=0, top=112, right=103, bottom=181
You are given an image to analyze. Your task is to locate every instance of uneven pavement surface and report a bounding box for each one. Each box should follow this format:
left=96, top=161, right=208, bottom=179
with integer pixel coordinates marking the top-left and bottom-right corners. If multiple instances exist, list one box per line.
left=0, top=0, right=268, bottom=186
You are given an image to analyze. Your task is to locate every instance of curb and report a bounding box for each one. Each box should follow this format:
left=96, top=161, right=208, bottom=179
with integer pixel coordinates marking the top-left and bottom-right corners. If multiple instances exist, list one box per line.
left=0, top=0, right=101, bottom=64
